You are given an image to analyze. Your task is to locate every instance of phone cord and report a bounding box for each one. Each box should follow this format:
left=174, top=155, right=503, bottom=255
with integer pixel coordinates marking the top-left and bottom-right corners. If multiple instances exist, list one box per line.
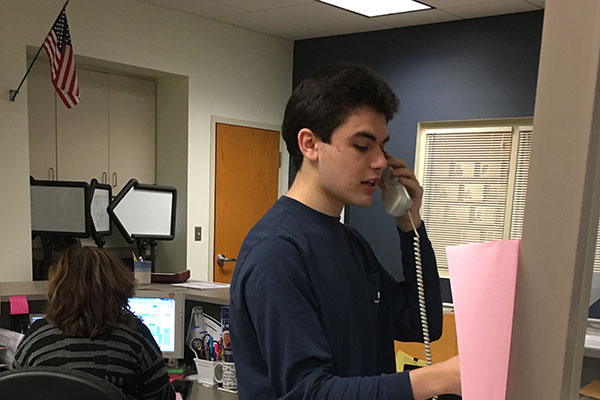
left=408, top=212, right=438, bottom=400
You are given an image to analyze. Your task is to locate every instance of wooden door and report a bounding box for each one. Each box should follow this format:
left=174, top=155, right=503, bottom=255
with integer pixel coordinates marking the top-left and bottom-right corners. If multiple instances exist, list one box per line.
left=213, top=123, right=280, bottom=283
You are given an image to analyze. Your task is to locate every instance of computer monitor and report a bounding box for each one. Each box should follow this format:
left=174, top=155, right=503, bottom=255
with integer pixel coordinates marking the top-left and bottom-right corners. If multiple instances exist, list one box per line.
left=89, top=179, right=112, bottom=236
left=108, top=179, right=176, bottom=243
left=30, top=178, right=91, bottom=237
left=30, top=313, right=45, bottom=324
left=128, top=290, right=185, bottom=362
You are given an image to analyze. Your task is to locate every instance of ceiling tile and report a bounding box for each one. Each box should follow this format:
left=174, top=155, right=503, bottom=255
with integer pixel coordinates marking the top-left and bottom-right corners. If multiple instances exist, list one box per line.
left=148, top=0, right=246, bottom=18
left=373, top=8, right=461, bottom=28
left=261, top=2, right=367, bottom=30
left=422, top=0, right=491, bottom=8
left=138, top=0, right=545, bottom=41
left=261, top=2, right=398, bottom=39
left=443, top=0, right=540, bottom=19
left=220, top=0, right=313, bottom=12
left=305, top=20, right=393, bottom=39
left=216, top=12, right=312, bottom=40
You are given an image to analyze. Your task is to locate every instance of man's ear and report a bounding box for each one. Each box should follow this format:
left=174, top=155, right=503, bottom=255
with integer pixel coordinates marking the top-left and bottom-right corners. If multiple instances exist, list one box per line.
left=297, top=128, right=319, bottom=162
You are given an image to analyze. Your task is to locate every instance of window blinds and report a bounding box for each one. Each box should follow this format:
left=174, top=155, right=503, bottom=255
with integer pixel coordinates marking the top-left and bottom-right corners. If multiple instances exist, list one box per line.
left=417, top=120, right=600, bottom=274
left=420, top=127, right=513, bottom=275
left=508, top=127, right=600, bottom=273
left=509, top=127, right=532, bottom=239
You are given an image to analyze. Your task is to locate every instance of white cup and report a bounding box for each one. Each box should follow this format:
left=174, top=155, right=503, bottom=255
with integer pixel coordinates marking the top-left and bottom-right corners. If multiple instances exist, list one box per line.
left=214, top=361, right=237, bottom=391
left=194, top=358, right=222, bottom=386
left=134, top=260, right=151, bottom=285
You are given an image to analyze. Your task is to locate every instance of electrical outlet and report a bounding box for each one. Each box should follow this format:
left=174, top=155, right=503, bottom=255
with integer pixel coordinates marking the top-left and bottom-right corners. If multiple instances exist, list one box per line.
left=194, top=226, right=202, bottom=241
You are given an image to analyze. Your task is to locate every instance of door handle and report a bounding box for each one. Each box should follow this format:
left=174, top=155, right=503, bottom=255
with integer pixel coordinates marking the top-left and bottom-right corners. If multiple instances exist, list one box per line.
left=217, top=254, right=237, bottom=267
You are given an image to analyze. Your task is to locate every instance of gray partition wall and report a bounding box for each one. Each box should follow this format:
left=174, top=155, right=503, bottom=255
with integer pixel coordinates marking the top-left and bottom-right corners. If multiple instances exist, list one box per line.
left=508, top=0, right=600, bottom=397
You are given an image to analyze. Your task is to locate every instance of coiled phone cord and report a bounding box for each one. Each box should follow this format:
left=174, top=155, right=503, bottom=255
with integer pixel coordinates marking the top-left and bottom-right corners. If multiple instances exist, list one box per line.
left=407, top=211, right=438, bottom=400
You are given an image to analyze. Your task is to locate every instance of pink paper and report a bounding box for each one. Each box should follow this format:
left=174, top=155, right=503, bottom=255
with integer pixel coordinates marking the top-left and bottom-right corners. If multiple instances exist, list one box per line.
left=446, top=239, right=519, bottom=400
left=9, top=295, right=29, bottom=315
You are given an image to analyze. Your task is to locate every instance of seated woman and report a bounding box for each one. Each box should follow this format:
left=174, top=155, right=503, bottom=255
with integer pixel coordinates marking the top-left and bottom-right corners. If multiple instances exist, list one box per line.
left=14, top=246, right=175, bottom=400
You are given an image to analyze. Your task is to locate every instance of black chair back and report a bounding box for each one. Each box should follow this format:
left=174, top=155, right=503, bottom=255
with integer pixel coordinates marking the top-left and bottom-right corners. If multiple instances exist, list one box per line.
left=0, top=366, right=129, bottom=400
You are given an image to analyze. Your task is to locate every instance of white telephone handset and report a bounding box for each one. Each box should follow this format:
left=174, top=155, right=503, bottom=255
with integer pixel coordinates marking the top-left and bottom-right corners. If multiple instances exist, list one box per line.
left=381, top=168, right=412, bottom=217
left=381, top=166, right=435, bottom=385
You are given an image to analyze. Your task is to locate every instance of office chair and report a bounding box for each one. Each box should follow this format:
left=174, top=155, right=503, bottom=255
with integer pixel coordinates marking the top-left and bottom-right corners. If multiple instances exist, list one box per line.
left=0, top=366, right=129, bottom=400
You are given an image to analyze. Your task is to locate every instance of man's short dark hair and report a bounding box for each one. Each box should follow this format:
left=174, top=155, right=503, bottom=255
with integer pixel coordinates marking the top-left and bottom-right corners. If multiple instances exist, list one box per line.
left=282, top=64, right=399, bottom=170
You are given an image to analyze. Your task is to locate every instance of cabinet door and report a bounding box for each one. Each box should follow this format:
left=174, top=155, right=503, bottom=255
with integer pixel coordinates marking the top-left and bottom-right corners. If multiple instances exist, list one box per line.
left=28, top=60, right=57, bottom=180
left=56, top=69, right=109, bottom=183
left=109, top=74, right=156, bottom=193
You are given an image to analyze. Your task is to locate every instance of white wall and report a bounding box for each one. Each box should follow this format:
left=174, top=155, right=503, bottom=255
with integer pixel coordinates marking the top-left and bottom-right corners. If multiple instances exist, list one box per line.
left=156, top=75, right=189, bottom=273
left=0, top=0, right=293, bottom=281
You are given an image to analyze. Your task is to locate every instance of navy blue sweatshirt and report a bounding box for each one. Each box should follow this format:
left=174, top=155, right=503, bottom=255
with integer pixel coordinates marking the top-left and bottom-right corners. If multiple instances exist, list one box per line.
left=230, top=196, right=442, bottom=400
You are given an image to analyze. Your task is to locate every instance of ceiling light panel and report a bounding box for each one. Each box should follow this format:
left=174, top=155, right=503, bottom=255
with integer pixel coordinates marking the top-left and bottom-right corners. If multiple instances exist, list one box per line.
left=319, top=0, right=431, bottom=17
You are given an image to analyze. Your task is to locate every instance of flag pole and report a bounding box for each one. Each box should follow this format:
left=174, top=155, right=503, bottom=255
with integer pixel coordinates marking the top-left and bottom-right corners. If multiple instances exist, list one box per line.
left=9, top=0, right=70, bottom=102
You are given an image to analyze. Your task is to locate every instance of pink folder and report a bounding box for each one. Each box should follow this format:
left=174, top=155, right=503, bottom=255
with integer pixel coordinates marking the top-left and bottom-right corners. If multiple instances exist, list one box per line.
left=446, top=240, right=520, bottom=400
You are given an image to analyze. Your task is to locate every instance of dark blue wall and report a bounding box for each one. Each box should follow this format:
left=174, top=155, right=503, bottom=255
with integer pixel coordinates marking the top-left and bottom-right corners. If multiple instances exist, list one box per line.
left=291, top=11, right=544, bottom=284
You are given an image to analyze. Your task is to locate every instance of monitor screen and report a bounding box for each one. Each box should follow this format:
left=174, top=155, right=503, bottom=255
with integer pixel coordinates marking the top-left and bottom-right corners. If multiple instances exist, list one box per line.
left=30, top=313, right=45, bottom=324
left=90, top=180, right=112, bottom=235
left=30, top=179, right=90, bottom=237
left=128, top=290, right=184, bottom=360
left=110, top=181, right=176, bottom=241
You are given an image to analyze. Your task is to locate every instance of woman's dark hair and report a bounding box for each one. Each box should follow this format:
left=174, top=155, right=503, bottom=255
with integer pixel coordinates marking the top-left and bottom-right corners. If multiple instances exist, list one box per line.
left=46, top=246, right=139, bottom=338
left=282, top=64, right=399, bottom=170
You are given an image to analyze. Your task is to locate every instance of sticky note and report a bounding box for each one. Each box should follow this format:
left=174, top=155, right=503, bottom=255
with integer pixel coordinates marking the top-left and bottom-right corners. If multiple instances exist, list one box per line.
left=9, top=295, right=29, bottom=315
left=446, top=239, right=520, bottom=400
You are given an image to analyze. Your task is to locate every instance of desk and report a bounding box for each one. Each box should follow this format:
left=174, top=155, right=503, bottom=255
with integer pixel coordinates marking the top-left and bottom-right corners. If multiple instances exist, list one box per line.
left=582, top=319, right=600, bottom=390
left=0, top=281, right=48, bottom=302
left=0, top=281, right=236, bottom=397
left=189, top=382, right=237, bottom=399
left=0, top=281, right=230, bottom=306
left=585, top=319, right=600, bottom=359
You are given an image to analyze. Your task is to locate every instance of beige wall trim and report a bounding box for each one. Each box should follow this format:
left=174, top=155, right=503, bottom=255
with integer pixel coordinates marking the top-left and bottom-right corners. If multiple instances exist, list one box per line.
left=507, top=0, right=600, bottom=398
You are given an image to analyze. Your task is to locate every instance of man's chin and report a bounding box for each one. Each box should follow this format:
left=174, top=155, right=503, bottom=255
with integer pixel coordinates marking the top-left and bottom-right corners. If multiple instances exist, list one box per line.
left=347, top=196, right=374, bottom=208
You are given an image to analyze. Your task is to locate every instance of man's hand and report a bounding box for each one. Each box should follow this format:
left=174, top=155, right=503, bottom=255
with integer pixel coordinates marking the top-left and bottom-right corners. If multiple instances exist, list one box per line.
left=383, top=154, right=423, bottom=232
left=409, top=355, right=462, bottom=399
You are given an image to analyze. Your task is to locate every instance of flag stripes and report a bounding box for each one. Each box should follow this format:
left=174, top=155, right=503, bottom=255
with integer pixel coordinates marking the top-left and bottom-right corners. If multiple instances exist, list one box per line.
left=42, top=9, right=80, bottom=108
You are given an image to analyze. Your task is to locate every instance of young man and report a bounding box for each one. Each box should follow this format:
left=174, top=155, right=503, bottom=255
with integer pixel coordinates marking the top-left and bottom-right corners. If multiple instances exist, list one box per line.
left=230, top=64, right=461, bottom=399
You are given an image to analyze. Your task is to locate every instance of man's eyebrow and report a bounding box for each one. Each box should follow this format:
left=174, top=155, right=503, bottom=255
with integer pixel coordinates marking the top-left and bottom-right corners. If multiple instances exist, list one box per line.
left=352, top=131, right=390, bottom=144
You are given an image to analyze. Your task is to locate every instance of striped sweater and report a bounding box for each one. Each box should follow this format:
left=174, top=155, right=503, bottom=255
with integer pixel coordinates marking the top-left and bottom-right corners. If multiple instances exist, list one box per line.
left=14, top=318, right=175, bottom=400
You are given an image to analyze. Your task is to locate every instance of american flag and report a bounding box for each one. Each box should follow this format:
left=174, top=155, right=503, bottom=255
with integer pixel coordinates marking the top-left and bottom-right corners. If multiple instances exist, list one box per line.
left=42, top=9, right=80, bottom=108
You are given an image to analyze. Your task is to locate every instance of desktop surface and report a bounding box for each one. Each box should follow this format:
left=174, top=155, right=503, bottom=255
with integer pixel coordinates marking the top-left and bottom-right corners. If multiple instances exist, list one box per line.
left=188, top=383, right=237, bottom=399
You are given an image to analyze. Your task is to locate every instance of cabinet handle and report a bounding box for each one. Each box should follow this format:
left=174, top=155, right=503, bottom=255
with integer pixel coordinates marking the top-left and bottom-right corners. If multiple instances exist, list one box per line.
left=102, top=172, right=107, bottom=184
left=112, top=172, right=117, bottom=188
left=48, top=168, right=55, bottom=181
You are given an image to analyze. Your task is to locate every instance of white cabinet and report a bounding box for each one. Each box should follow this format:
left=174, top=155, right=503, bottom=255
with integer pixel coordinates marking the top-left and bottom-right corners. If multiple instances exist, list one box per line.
left=108, top=74, right=155, bottom=192
left=28, top=62, right=156, bottom=193
left=57, top=69, right=109, bottom=184
left=28, top=60, right=57, bottom=181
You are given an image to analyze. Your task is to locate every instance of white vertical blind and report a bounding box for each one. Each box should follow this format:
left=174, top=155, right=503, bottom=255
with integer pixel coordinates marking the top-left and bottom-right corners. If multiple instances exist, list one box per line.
left=508, top=127, right=600, bottom=272
left=417, top=120, right=600, bottom=274
left=420, top=127, right=513, bottom=275
left=594, top=222, right=600, bottom=273
left=509, top=128, right=532, bottom=239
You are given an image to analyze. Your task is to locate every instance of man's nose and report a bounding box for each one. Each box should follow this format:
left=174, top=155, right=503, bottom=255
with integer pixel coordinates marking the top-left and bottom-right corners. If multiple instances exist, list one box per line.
left=372, top=149, right=388, bottom=170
